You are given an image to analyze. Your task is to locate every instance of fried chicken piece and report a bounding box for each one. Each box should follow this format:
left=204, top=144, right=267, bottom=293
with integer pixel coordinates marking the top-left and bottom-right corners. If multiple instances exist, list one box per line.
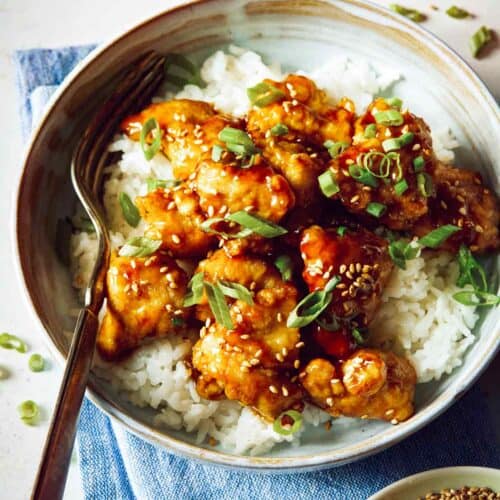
left=247, top=74, right=354, bottom=205
left=135, top=185, right=216, bottom=258
left=191, top=249, right=304, bottom=420
left=325, top=98, right=432, bottom=230
left=300, top=225, right=393, bottom=327
left=192, top=157, right=295, bottom=223
left=97, top=251, right=189, bottom=360
left=301, top=349, right=416, bottom=422
left=413, top=162, right=500, bottom=253
left=121, top=99, right=235, bottom=180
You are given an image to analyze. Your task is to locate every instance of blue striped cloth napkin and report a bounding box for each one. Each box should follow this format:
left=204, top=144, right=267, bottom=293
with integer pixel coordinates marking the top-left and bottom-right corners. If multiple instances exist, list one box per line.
left=14, top=46, right=499, bottom=500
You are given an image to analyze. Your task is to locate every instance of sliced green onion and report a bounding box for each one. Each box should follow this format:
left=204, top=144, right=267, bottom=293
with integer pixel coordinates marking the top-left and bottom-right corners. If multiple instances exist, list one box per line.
left=119, top=192, right=141, bottom=228
left=469, top=26, right=492, bottom=58
left=273, top=410, right=303, bottom=435
left=204, top=282, right=233, bottom=329
left=146, top=178, right=181, bottom=192
left=200, top=217, right=253, bottom=239
left=351, top=328, right=365, bottom=345
left=218, top=127, right=261, bottom=157
left=275, top=255, right=293, bottom=281
left=388, top=239, right=419, bottom=269
left=453, top=290, right=500, bottom=307
left=164, top=53, right=202, bottom=87
left=247, top=82, right=285, bottom=107
left=456, top=245, right=487, bottom=292
left=382, top=132, right=414, bottom=152
left=29, top=354, right=45, bottom=372
left=348, top=164, right=379, bottom=188
left=446, top=5, right=470, bottom=18
left=337, top=226, right=347, bottom=237
left=119, top=236, right=162, bottom=257
left=184, top=272, right=205, bottom=307
left=413, top=155, right=425, bottom=172
left=270, top=123, right=289, bottom=136
left=171, top=317, right=185, bottom=327
left=366, top=202, right=386, bottom=218
left=140, top=117, right=162, bottom=161
left=386, top=97, right=403, bottom=109
left=399, top=132, right=415, bottom=146
left=0, top=333, right=27, bottom=353
left=394, top=178, right=408, bottom=196
left=226, top=211, right=288, bottom=238
left=417, top=172, right=433, bottom=197
left=364, top=124, right=377, bottom=138
left=374, top=110, right=404, bottom=126
left=390, top=4, right=426, bottom=22
left=211, top=144, right=224, bottom=162
left=358, top=151, right=401, bottom=179
left=318, top=170, right=340, bottom=197
left=324, top=140, right=349, bottom=159
left=218, top=280, right=254, bottom=305
left=418, top=224, right=461, bottom=248
left=18, top=400, right=39, bottom=425
left=287, top=276, right=340, bottom=328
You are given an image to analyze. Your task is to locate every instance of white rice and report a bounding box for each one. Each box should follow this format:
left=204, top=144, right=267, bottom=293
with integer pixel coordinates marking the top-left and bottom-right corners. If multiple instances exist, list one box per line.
left=70, top=46, right=477, bottom=454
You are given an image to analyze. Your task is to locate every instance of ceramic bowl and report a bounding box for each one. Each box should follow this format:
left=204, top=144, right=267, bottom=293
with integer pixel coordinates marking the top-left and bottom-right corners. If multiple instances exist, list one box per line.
left=15, top=0, right=500, bottom=471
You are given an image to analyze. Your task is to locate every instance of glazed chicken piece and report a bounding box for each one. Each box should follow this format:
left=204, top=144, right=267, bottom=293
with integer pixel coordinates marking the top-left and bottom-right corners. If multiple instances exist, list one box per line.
left=121, top=99, right=236, bottom=180
left=300, top=225, right=393, bottom=327
left=191, top=249, right=304, bottom=420
left=135, top=185, right=216, bottom=258
left=324, top=98, right=432, bottom=230
left=301, top=349, right=416, bottom=423
left=191, top=156, right=295, bottom=223
left=413, top=161, right=500, bottom=253
left=97, top=251, right=189, bottom=360
left=247, top=74, right=355, bottom=205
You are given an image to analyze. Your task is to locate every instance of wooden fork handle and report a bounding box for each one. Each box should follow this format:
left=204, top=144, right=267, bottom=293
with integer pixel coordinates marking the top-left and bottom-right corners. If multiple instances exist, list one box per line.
left=31, top=308, right=99, bottom=500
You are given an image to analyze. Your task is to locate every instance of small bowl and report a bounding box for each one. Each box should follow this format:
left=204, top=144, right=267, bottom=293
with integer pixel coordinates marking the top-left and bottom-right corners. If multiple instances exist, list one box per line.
left=14, top=0, right=500, bottom=471
left=369, top=466, right=500, bottom=499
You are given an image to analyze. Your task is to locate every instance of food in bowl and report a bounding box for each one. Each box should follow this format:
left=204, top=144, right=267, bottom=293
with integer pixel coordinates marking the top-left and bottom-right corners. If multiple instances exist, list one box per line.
left=69, top=47, right=499, bottom=455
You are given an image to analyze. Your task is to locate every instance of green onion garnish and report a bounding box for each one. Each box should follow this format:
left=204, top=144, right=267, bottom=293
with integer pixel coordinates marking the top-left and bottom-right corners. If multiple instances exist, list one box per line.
left=200, top=217, right=253, bottom=239
left=357, top=151, right=402, bottom=180
left=274, top=255, right=293, bottom=281
left=29, top=354, right=45, bottom=372
left=273, top=410, right=303, bottom=435
left=418, top=224, right=461, bottom=248
left=469, top=26, right=492, bottom=58
left=183, top=272, right=205, bottom=307
left=394, top=178, right=409, bottom=196
left=374, top=110, right=404, bottom=126
left=171, top=317, right=185, bottom=327
left=456, top=245, right=487, bottom=292
left=382, top=132, right=414, bottom=152
left=164, top=53, right=202, bottom=88
left=287, top=276, right=340, bottom=328
left=352, top=328, right=365, bottom=345
left=247, top=82, right=285, bottom=107
left=0, top=333, right=27, bottom=353
left=118, top=236, right=162, bottom=257
left=218, top=280, right=254, bottom=305
left=204, top=282, right=233, bottom=329
left=18, top=400, right=39, bottom=426
left=413, top=155, right=425, bottom=172
left=364, top=124, right=377, bottom=138
left=270, top=123, right=289, bottom=136
left=140, top=117, right=162, bottom=161
left=453, top=290, right=500, bottom=307
left=226, top=211, right=288, bottom=238
left=324, top=140, right=349, bottom=159
left=390, top=4, right=426, bottom=22
left=348, top=164, right=379, bottom=188
left=119, top=192, right=141, bottom=228
left=146, top=178, right=181, bottom=192
left=446, top=6, right=470, bottom=19
left=318, top=170, right=340, bottom=197
left=218, top=127, right=261, bottom=157
left=211, top=144, right=224, bottom=162
left=366, top=202, right=386, bottom=218
left=388, top=239, right=419, bottom=269
left=337, top=226, right=347, bottom=237
left=386, top=97, right=403, bottom=109
left=417, top=172, right=433, bottom=197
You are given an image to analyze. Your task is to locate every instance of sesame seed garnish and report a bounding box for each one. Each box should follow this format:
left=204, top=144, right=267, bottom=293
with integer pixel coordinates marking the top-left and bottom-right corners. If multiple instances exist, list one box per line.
left=282, top=386, right=289, bottom=397
left=282, top=347, right=288, bottom=357
left=458, top=206, right=467, bottom=215
left=130, top=259, right=137, bottom=269
left=326, top=397, right=333, bottom=407
left=385, top=409, right=395, bottom=416
left=412, top=143, right=421, bottom=151
left=205, top=318, right=212, bottom=328
left=276, top=353, right=284, bottom=362
left=207, top=205, right=215, bottom=217
left=361, top=414, right=368, bottom=419
left=276, top=312, right=283, bottom=322
left=269, top=385, right=278, bottom=394
left=171, top=234, right=181, bottom=244
left=240, top=334, right=250, bottom=340
left=345, top=271, right=353, bottom=280
left=167, top=201, right=176, bottom=210
left=294, top=360, right=300, bottom=369
left=131, top=283, right=139, bottom=293
left=165, top=304, right=174, bottom=312
left=391, top=418, right=399, bottom=425
left=255, top=349, right=262, bottom=357
left=345, top=159, right=355, bottom=165
left=295, top=341, right=305, bottom=348
left=240, top=365, right=249, bottom=373
left=350, top=195, right=360, bottom=204
left=475, top=225, right=484, bottom=233
left=124, top=283, right=131, bottom=293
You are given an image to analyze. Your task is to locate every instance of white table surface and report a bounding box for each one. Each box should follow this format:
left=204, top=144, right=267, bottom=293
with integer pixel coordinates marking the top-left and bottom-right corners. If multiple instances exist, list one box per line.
left=0, top=1, right=498, bottom=499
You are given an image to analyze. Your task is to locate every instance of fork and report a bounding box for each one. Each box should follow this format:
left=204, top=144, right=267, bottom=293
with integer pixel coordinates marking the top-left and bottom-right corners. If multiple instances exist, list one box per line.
left=31, top=51, right=166, bottom=500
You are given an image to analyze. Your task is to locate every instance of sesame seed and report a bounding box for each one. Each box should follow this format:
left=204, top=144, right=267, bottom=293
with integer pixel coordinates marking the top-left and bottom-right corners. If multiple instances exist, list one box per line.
left=130, top=259, right=137, bottom=269
left=207, top=205, right=215, bottom=217
left=236, top=314, right=244, bottom=323
left=171, top=234, right=181, bottom=244
left=124, top=284, right=131, bottom=293
left=276, top=312, right=283, bottom=322
left=345, top=271, right=353, bottom=280
left=339, top=264, right=347, bottom=273
left=458, top=206, right=467, bottom=215
left=361, top=414, right=368, bottom=419
left=412, top=143, right=421, bottom=151
left=384, top=128, right=392, bottom=137
left=165, top=304, right=174, bottom=312
left=255, top=349, right=263, bottom=357
left=475, top=225, right=484, bottom=233
left=345, top=159, right=355, bottom=165
left=282, top=386, right=289, bottom=397
left=391, top=418, right=399, bottom=425
left=349, top=263, right=355, bottom=273
left=174, top=309, right=183, bottom=315
left=282, top=347, right=288, bottom=357
left=250, top=358, right=260, bottom=366
left=350, top=195, right=360, bottom=204
left=326, top=397, right=333, bottom=407
left=131, top=283, right=139, bottom=293
left=356, top=263, right=362, bottom=273
left=385, top=409, right=395, bottom=416
left=205, top=318, right=212, bottom=327
left=240, top=334, right=250, bottom=340
left=240, top=365, right=249, bottom=373
left=269, top=385, right=278, bottom=394
left=295, top=341, right=305, bottom=348
left=294, top=359, right=300, bottom=369
left=276, top=353, right=284, bottom=362
left=440, top=201, right=448, bottom=210
left=167, top=201, right=176, bottom=210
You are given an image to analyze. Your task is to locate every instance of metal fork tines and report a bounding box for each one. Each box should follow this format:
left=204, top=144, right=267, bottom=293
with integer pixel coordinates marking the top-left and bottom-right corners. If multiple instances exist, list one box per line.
left=32, top=51, right=166, bottom=500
